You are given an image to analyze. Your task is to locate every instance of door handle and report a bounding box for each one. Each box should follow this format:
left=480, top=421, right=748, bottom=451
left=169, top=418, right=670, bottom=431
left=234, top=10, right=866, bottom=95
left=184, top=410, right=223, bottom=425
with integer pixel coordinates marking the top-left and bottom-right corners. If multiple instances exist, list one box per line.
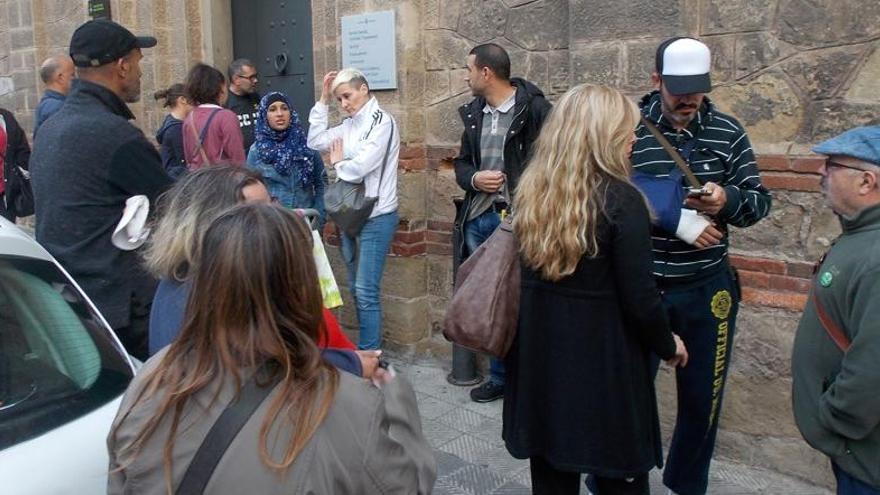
left=274, top=53, right=288, bottom=74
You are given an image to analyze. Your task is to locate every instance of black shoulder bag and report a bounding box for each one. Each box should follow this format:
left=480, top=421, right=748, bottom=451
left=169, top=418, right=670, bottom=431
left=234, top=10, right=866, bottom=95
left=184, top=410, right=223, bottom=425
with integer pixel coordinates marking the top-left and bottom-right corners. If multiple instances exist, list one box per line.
left=324, top=122, right=395, bottom=238
left=0, top=149, right=34, bottom=217
left=175, top=363, right=280, bottom=495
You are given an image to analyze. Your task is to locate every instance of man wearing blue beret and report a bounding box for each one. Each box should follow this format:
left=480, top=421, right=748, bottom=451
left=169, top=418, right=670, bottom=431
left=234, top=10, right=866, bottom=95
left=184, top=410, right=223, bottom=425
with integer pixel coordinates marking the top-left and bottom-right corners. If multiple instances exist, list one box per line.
left=792, top=126, right=880, bottom=494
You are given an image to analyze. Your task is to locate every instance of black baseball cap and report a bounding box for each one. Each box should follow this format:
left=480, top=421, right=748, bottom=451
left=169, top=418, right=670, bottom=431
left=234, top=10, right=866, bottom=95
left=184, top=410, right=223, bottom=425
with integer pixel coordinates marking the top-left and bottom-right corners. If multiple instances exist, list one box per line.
left=69, top=19, right=157, bottom=68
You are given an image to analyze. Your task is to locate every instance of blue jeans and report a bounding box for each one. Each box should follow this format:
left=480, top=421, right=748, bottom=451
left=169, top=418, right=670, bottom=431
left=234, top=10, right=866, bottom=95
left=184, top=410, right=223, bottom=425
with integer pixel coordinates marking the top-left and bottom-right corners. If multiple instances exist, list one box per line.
left=464, top=208, right=505, bottom=384
left=340, top=210, right=398, bottom=350
left=834, top=463, right=880, bottom=495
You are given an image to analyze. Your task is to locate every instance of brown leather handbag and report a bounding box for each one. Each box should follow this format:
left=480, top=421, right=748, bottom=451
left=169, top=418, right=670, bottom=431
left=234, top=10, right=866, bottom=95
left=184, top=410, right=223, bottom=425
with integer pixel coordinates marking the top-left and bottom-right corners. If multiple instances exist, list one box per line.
left=443, top=217, right=520, bottom=359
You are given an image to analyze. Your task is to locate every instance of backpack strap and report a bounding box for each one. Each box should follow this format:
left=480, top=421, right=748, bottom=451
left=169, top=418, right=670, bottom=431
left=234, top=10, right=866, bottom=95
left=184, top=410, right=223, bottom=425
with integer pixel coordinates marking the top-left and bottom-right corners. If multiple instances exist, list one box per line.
left=187, top=108, right=222, bottom=165
left=175, top=362, right=279, bottom=494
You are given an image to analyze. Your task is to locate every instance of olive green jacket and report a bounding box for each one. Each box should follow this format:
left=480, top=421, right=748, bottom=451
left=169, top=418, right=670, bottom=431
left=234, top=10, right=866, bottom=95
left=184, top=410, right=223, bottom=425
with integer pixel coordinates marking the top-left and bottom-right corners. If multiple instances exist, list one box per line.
left=792, top=202, right=880, bottom=488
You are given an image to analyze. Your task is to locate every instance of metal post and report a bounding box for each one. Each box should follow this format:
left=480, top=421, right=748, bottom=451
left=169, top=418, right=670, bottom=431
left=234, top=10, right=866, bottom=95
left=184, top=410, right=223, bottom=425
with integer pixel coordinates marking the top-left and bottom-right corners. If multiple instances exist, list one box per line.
left=447, top=198, right=483, bottom=386
left=447, top=343, right=482, bottom=386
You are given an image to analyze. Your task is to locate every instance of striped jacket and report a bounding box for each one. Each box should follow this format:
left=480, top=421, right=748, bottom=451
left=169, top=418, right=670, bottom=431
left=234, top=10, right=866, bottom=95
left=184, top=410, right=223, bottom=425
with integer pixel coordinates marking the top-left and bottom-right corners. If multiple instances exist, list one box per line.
left=632, top=91, right=771, bottom=280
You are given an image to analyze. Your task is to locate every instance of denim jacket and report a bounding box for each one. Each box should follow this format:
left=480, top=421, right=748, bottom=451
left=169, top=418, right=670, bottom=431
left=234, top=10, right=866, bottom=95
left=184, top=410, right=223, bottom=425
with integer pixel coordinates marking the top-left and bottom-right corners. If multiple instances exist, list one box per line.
left=246, top=145, right=327, bottom=231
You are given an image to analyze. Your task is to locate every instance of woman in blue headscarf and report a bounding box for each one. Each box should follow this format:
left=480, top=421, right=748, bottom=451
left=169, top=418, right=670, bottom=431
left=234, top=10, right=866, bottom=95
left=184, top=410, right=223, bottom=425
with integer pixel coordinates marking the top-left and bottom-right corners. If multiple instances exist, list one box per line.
left=247, top=92, right=327, bottom=230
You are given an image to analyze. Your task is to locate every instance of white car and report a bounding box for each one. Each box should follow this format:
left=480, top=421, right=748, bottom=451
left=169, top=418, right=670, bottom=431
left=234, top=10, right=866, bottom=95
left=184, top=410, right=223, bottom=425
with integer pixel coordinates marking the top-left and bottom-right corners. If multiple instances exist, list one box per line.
left=0, top=218, right=136, bottom=494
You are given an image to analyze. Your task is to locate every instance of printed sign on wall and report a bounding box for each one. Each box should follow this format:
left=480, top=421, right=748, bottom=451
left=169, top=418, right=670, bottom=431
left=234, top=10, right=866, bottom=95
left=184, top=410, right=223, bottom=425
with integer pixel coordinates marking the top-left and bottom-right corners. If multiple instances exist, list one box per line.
left=88, top=0, right=112, bottom=20
left=341, top=10, right=398, bottom=90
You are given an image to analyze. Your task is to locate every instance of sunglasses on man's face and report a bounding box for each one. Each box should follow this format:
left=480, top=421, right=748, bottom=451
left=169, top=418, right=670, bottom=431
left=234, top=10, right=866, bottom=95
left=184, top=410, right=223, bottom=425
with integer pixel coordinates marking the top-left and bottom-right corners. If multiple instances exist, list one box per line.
left=236, top=73, right=258, bottom=82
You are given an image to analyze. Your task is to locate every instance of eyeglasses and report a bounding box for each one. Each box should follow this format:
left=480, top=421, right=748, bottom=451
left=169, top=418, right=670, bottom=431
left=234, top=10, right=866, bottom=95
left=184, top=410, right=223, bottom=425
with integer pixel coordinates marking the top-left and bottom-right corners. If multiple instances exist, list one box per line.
left=825, top=159, right=869, bottom=173
left=236, top=73, right=258, bottom=82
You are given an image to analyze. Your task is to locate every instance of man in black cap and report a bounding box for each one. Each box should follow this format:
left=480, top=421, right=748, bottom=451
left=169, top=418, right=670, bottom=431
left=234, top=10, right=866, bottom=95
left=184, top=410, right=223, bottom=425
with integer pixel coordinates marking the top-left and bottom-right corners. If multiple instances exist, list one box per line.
left=30, top=19, right=172, bottom=360
left=629, top=37, right=772, bottom=495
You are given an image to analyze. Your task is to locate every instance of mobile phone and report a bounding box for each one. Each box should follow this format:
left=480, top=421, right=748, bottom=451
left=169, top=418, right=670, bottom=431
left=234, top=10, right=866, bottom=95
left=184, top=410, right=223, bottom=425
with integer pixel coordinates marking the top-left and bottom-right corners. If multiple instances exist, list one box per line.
left=687, top=187, right=711, bottom=197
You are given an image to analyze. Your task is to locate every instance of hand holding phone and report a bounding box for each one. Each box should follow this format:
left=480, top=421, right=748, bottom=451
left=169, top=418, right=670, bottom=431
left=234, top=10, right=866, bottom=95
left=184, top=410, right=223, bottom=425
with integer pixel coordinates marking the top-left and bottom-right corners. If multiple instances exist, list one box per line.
left=687, top=187, right=711, bottom=198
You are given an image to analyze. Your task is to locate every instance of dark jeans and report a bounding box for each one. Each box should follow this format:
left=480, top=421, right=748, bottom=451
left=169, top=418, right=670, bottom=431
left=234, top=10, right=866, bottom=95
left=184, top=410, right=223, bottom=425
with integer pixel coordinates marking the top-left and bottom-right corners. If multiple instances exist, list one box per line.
left=114, top=295, right=152, bottom=361
left=585, top=473, right=651, bottom=495
left=529, top=457, right=580, bottom=494
left=652, top=268, right=739, bottom=495
left=464, top=208, right=506, bottom=384
left=834, top=463, right=880, bottom=495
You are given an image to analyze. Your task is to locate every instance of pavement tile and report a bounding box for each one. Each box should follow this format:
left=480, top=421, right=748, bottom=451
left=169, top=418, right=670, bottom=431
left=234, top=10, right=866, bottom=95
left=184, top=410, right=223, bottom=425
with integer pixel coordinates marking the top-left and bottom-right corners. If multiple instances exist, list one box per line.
left=434, top=450, right=471, bottom=477
left=423, top=418, right=466, bottom=449
left=479, top=445, right=529, bottom=477
left=417, top=392, right=458, bottom=420
left=432, top=478, right=471, bottom=495
left=436, top=407, right=505, bottom=447
left=445, top=464, right=508, bottom=494
left=438, top=435, right=499, bottom=465
left=401, top=354, right=833, bottom=495
left=489, top=481, right=532, bottom=494
left=510, top=466, right=532, bottom=489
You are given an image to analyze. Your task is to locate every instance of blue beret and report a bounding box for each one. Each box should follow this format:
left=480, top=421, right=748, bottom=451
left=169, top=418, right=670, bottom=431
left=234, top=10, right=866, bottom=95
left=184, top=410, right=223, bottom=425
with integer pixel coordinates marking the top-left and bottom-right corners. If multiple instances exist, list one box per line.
left=812, top=126, right=880, bottom=166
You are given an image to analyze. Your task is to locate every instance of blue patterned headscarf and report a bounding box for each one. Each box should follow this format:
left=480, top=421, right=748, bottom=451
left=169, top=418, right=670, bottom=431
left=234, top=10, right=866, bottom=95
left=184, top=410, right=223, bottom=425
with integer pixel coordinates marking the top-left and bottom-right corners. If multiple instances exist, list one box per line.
left=254, top=91, right=314, bottom=188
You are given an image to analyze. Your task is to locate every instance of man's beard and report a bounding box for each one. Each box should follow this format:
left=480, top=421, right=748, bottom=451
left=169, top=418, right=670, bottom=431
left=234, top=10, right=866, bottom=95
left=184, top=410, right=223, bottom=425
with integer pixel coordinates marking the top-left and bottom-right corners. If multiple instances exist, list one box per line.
left=123, top=81, right=141, bottom=103
left=663, top=101, right=697, bottom=126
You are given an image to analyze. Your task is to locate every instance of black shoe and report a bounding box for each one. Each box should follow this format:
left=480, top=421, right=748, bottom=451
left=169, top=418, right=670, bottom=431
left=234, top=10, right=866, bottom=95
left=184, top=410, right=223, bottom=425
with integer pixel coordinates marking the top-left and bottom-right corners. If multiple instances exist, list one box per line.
left=470, top=380, right=504, bottom=403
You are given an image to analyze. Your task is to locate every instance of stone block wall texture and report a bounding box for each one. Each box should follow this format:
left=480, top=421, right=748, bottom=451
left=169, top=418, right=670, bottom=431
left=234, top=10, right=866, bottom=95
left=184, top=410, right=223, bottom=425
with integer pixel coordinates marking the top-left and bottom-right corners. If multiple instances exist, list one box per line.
left=0, top=0, right=212, bottom=138
left=4, top=0, right=879, bottom=488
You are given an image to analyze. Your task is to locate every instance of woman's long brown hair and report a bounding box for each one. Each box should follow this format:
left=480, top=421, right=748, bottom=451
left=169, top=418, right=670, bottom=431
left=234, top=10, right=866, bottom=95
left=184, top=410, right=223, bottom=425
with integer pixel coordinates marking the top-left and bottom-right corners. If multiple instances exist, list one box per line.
left=115, top=203, right=338, bottom=493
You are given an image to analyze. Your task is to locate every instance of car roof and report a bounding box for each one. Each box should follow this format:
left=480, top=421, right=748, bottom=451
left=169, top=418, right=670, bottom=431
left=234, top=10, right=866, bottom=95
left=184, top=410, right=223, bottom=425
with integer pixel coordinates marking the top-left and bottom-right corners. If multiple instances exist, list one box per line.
left=0, top=217, right=54, bottom=262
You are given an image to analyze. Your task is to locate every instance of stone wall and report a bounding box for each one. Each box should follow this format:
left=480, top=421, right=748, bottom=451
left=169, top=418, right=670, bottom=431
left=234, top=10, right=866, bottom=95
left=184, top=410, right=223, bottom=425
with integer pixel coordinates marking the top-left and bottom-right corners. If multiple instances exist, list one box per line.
left=0, top=0, right=225, bottom=137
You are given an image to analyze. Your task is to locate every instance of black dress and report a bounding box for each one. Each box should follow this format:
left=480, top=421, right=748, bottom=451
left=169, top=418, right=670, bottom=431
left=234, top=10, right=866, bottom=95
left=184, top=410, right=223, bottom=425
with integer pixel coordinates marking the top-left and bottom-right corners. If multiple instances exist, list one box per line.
left=503, top=179, right=677, bottom=478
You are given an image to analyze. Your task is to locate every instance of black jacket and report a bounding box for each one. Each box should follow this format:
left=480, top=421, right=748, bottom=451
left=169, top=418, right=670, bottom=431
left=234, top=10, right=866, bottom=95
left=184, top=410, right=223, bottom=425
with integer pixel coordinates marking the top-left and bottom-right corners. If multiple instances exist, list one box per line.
left=1, top=108, right=31, bottom=220
left=452, top=78, right=551, bottom=264
left=224, top=91, right=260, bottom=154
left=504, top=180, right=676, bottom=476
left=30, top=79, right=172, bottom=329
left=155, top=114, right=187, bottom=179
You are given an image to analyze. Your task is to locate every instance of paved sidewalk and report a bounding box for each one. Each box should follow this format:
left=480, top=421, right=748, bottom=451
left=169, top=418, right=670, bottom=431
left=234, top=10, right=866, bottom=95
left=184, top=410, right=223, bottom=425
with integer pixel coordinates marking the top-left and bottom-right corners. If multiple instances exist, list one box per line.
left=389, top=355, right=831, bottom=495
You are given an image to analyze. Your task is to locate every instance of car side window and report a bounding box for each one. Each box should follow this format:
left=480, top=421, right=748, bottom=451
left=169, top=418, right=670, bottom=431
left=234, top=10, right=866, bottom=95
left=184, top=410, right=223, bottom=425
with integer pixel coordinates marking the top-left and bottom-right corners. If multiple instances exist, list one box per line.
left=0, top=256, right=133, bottom=450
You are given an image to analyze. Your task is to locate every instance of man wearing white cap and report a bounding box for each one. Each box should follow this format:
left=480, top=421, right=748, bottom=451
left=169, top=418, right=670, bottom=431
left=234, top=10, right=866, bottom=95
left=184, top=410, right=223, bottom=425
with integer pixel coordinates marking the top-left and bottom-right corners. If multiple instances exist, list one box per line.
left=631, top=37, right=772, bottom=495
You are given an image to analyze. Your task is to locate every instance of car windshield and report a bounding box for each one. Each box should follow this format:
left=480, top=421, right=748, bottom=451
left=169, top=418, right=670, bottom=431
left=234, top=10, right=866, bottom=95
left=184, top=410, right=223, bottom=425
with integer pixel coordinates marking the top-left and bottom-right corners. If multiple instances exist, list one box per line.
left=0, top=255, right=133, bottom=450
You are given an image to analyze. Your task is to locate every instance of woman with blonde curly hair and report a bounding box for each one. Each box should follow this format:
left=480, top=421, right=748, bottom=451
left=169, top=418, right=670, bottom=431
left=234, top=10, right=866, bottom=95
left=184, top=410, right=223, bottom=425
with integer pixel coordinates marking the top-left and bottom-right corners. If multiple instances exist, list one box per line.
left=503, top=84, right=688, bottom=494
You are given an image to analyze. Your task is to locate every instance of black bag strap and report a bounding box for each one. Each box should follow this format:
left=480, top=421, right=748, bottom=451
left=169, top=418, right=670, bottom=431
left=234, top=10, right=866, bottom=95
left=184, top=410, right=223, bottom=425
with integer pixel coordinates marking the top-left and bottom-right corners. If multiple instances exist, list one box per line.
left=640, top=115, right=702, bottom=188
left=176, top=362, right=279, bottom=495
left=372, top=120, right=395, bottom=196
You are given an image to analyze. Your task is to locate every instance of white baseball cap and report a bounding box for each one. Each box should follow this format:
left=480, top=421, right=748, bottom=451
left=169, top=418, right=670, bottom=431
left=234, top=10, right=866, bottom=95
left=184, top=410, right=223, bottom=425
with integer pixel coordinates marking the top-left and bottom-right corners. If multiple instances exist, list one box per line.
left=656, top=37, right=712, bottom=95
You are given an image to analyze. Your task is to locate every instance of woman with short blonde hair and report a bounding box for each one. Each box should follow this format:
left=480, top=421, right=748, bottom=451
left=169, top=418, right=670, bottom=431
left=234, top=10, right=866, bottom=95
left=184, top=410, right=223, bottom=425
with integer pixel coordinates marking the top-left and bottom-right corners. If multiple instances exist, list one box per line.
left=504, top=84, right=688, bottom=494
left=307, top=68, right=399, bottom=350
